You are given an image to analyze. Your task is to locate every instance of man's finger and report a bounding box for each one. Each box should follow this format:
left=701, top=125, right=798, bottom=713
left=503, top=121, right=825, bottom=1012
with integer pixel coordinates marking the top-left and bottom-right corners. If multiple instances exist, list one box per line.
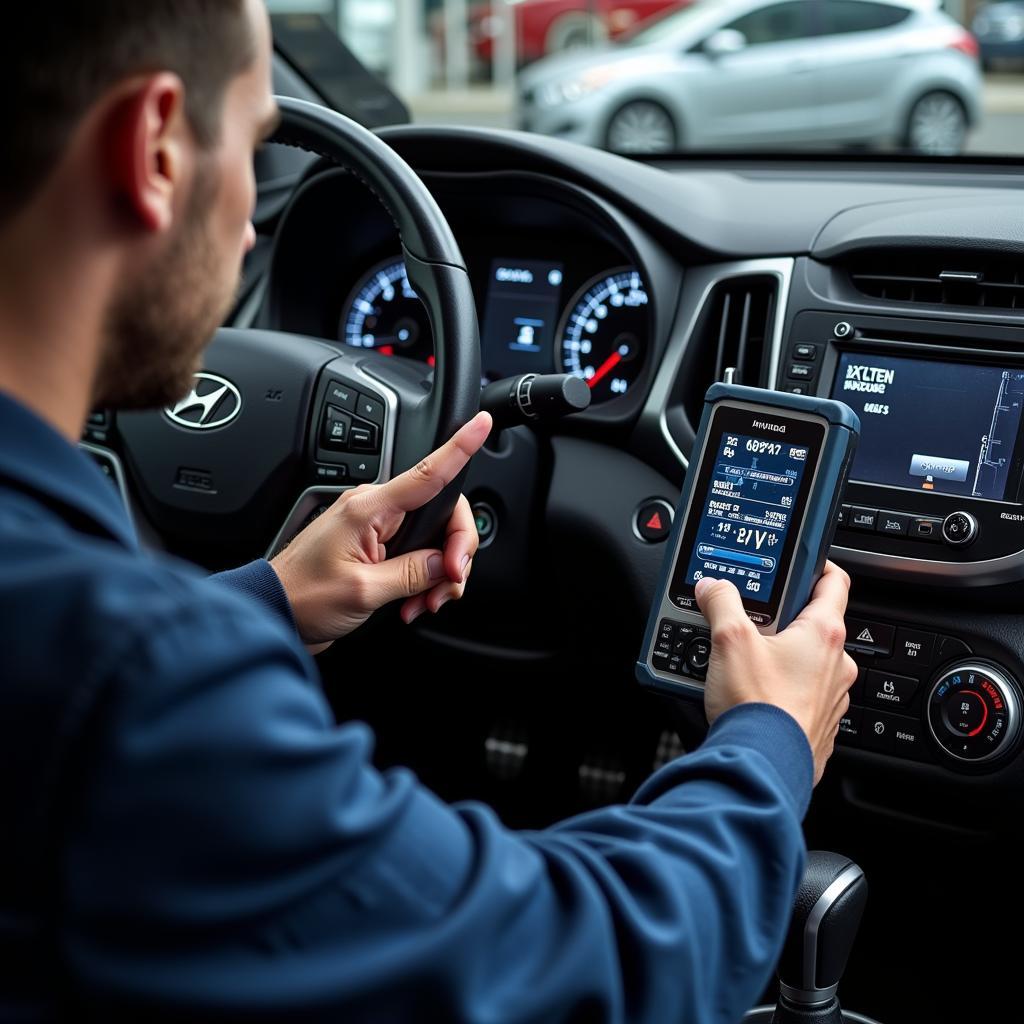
left=362, top=547, right=448, bottom=608
left=443, top=494, right=478, bottom=583
left=694, top=577, right=754, bottom=641
left=377, top=413, right=492, bottom=515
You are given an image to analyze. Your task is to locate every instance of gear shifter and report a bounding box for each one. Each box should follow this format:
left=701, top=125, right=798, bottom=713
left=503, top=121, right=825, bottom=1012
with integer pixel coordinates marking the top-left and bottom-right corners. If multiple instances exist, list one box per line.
left=772, top=851, right=868, bottom=1024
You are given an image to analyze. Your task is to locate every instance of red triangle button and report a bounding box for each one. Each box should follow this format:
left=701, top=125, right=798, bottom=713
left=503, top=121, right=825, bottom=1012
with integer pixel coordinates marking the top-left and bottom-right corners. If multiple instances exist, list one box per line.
left=646, top=512, right=663, bottom=531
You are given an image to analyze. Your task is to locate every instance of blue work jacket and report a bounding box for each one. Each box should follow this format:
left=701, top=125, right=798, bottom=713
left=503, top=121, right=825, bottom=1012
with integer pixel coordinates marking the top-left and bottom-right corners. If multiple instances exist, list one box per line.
left=0, top=390, right=812, bottom=1022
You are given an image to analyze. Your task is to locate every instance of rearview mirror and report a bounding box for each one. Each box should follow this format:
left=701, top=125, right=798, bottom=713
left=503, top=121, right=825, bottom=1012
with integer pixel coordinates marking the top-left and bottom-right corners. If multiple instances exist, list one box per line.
left=703, top=28, right=747, bottom=57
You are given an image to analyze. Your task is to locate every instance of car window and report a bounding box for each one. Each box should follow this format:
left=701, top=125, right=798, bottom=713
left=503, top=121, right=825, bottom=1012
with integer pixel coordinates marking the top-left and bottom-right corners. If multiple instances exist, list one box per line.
left=724, top=2, right=814, bottom=44
left=266, top=0, right=1009, bottom=158
left=818, top=0, right=911, bottom=35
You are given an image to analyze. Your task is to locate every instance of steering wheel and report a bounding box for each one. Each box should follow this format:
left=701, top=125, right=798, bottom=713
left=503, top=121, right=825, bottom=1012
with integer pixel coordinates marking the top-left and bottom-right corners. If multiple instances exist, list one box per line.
left=115, top=97, right=481, bottom=561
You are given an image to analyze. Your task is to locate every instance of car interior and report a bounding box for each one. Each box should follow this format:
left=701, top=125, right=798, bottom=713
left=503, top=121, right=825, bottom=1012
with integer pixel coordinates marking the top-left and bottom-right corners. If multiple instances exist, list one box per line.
left=77, top=24, right=1024, bottom=1024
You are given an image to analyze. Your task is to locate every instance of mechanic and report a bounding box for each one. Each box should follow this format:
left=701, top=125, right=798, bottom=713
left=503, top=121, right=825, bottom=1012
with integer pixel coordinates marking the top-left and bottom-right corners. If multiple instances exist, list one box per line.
left=0, top=2, right=856, bottom=1021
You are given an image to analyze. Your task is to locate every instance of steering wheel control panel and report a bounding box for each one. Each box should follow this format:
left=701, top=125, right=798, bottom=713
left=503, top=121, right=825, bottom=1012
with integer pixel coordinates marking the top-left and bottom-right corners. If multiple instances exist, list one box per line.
left=781, top=311, right=1024, bottom=585
left=309, top=374, right=387, bottom=484
left=638, top=384, right=858, bottom=699
left=839, top=617, right=1022, bottom=770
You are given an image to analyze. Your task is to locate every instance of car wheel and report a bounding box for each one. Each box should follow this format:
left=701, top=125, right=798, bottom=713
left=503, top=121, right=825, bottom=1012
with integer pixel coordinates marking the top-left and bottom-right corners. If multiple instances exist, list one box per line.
left=605, top=100, right=677, bottom=155
left=904, top=91, right=968, bottom=156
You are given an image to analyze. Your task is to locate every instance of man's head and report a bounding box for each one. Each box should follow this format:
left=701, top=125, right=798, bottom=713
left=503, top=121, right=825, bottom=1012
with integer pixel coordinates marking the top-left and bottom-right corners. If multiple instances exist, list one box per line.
left=1, top=0, right=279, bottom=412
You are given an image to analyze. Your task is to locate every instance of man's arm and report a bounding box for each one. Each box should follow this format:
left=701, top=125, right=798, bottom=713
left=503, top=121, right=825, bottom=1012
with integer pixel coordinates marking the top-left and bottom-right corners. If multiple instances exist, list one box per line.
left=60, top=582, right=809, bottom=1024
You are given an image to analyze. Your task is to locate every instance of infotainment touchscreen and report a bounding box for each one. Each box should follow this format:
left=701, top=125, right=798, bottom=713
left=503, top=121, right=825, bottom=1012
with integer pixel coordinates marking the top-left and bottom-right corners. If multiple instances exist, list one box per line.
left=831, top=352, right=1024, bottom=501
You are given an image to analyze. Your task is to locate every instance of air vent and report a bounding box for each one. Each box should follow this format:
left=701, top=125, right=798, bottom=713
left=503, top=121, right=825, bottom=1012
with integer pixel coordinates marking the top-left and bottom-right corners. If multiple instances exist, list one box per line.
left=708, top=276, right=777, bottom=386
left=848, top=251, right=1024, bottom=310
left=675, top=273, right=779, bottom=431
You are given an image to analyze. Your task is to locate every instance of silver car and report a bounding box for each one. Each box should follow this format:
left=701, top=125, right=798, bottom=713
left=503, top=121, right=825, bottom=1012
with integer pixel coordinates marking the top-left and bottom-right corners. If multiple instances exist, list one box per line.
left=518, top=0, right=983, bottom=155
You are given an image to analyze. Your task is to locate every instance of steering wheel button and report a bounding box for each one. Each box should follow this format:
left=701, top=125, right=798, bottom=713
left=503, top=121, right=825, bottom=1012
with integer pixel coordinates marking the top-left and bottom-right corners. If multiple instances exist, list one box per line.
left=336, top=454, right=380, bottom=482
left=322, top=406, right=351, bottom=447
left=349, top=422, right=378, bottom=451
left=865, top=670, right=919, bottom=711
left=356, top=393, right=385, bottom=426
left=315, top=464, right=346, bottom=481
left=326, top=379, right=358, bottom=413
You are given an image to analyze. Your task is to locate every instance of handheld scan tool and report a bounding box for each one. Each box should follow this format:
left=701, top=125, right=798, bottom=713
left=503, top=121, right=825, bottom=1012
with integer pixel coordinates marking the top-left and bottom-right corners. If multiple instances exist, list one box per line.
left=637, top=383, right=860, bottom=698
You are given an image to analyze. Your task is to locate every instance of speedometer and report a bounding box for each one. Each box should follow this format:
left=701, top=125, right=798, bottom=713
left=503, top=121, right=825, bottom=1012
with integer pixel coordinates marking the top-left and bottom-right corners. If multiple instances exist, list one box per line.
left=340, top=257, right=433, bottom=363
left=556, top=268, right=648, bottom=404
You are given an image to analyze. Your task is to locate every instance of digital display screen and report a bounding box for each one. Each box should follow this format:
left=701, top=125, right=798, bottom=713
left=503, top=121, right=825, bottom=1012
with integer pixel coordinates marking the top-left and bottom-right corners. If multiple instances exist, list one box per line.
left=669, top=406, right=825, bottom=624
left=831, top=352, right=1024, bottom=500
left=480, top=259, right=564, bottom=381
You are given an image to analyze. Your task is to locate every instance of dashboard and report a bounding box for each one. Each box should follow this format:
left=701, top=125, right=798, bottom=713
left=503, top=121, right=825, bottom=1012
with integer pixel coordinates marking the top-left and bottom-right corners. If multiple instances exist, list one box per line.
left=74, top=94, right=1024, bottom=1018
left=239, top=131, right=1024, bottom=779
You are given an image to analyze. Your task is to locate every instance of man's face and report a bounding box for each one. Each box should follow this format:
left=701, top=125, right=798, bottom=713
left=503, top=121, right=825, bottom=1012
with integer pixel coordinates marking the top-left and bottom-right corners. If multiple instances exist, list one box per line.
left=95, top=0, right=279, bottom=411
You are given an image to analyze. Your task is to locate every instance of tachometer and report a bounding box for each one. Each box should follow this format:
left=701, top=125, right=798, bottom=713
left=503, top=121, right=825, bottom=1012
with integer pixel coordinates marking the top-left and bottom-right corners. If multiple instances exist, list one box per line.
left=557, top=268, right=648, bottom=404
left=340, top=257, right=433, bottom=362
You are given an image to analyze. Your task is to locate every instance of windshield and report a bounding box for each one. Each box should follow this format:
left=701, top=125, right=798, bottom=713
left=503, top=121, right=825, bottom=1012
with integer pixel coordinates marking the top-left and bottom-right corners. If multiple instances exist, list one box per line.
left=267, top=0, right=1020, bottom=158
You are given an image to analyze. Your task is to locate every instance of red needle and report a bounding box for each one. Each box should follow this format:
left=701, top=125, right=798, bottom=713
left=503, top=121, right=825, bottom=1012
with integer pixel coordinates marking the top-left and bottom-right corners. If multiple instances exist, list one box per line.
left=587, top=351, right=622, bottom=389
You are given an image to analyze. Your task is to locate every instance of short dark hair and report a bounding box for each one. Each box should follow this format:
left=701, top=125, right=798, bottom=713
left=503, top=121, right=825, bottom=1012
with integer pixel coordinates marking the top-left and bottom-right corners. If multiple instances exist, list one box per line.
left=1, top=1, right=254, bottom=223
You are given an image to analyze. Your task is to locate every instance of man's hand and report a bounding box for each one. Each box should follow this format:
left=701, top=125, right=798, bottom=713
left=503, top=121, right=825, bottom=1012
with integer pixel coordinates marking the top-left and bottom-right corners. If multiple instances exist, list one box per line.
left=695, top=561, right=857, bottom=786
left=270, top=412, right=492, bottom=650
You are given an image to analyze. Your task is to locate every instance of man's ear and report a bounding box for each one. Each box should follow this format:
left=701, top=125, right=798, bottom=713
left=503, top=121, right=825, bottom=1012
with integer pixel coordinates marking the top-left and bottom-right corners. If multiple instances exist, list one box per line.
left=105, top=73, right=190, bottom=234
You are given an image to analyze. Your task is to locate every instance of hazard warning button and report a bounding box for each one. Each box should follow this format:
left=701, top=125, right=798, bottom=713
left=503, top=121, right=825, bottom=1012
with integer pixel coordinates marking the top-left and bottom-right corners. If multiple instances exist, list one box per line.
left=634, top=499, right=675, bottom=543
left=844, top=617, right=895, bottom=657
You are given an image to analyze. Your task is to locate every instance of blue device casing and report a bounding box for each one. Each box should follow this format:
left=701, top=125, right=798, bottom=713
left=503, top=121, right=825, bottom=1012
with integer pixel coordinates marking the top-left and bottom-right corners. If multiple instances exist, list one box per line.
left=636, top=383, right=860, bottom=700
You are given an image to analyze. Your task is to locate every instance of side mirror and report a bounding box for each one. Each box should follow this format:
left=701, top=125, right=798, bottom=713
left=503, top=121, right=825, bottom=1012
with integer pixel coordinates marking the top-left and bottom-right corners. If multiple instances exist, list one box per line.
left=703, top=28, right=747, bottom=57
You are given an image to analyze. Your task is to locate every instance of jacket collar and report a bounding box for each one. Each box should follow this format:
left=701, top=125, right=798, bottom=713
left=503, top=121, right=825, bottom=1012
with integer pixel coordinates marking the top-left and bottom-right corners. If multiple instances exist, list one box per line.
left=0, top=391, right=137, bottom=550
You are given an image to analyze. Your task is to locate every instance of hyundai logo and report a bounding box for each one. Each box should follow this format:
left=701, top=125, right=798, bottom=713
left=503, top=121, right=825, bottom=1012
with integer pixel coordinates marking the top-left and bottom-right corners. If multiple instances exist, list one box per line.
left=165, top=373, right=242, bottom=430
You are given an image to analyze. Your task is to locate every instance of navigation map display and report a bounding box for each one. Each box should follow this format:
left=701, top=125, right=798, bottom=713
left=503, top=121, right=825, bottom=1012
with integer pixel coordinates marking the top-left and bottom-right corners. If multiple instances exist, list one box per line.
left=831, top=352, right=1024, bottom=501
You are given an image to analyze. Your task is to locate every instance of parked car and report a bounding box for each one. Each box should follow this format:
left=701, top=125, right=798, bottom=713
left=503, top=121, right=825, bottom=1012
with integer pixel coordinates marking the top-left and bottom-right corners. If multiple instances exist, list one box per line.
left=468, top=0, right=688, bottom=68
left=972, top=0, right=1024, bottom=69
left=518, top=0, right=982, bottom=154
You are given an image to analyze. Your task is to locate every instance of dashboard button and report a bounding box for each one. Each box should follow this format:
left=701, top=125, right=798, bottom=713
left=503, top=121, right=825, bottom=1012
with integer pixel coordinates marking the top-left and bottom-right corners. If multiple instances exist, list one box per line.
left=793, top=343, right=818, bottom=361
left=942, top=511, right=978, bottom=547
left=890, top=715, right=929, bottom=761
left=861, top=711, right=895, bottom=753
left=848, top=507, right=877, bottom=531
left=356, top=392, right=385, bottom=426
left=786, top=385, right=809, bottom=395
left=893, top=628, right=936, bottom=670
left=838, top=706, right=864, bottom=745
left=788, top=363, right=815, bottom=381
left=314, top=464, right=346, bottom=481
left=910, top=516, right=943, bottom=542
left=838, top=503, right=851, bottom=528
left=865, top=670, right=919, bottom=712
left=635, top=499, right=674, bottom=543
left=845, top=618, right=895, bottom=656
left=876, top=511, right=910, bottom=536
left=326, top=379, right=358, bottom=413
left=834, top=321, right=852, bottom=338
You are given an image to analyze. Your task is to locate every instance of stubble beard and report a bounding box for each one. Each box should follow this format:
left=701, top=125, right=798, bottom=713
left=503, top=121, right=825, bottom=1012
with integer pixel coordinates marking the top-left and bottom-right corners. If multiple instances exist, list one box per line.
left=93, top=164, right=241, bottom=411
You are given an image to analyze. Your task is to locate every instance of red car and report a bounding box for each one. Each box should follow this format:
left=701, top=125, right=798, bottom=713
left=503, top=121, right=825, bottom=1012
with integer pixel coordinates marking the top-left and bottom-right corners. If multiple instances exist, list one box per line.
left=468, top=0, right=687, bottom=68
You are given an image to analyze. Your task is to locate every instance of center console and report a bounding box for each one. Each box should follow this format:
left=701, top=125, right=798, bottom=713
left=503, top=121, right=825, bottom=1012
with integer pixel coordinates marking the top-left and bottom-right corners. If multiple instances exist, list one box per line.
left=782, top=311, right=1024, bottom=584
left=776, top=310, right=1024, bottom=772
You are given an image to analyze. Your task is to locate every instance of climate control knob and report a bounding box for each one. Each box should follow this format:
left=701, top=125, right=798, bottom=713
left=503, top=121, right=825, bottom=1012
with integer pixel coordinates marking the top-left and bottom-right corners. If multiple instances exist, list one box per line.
left=927, top=662, right=1021, bottom=763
